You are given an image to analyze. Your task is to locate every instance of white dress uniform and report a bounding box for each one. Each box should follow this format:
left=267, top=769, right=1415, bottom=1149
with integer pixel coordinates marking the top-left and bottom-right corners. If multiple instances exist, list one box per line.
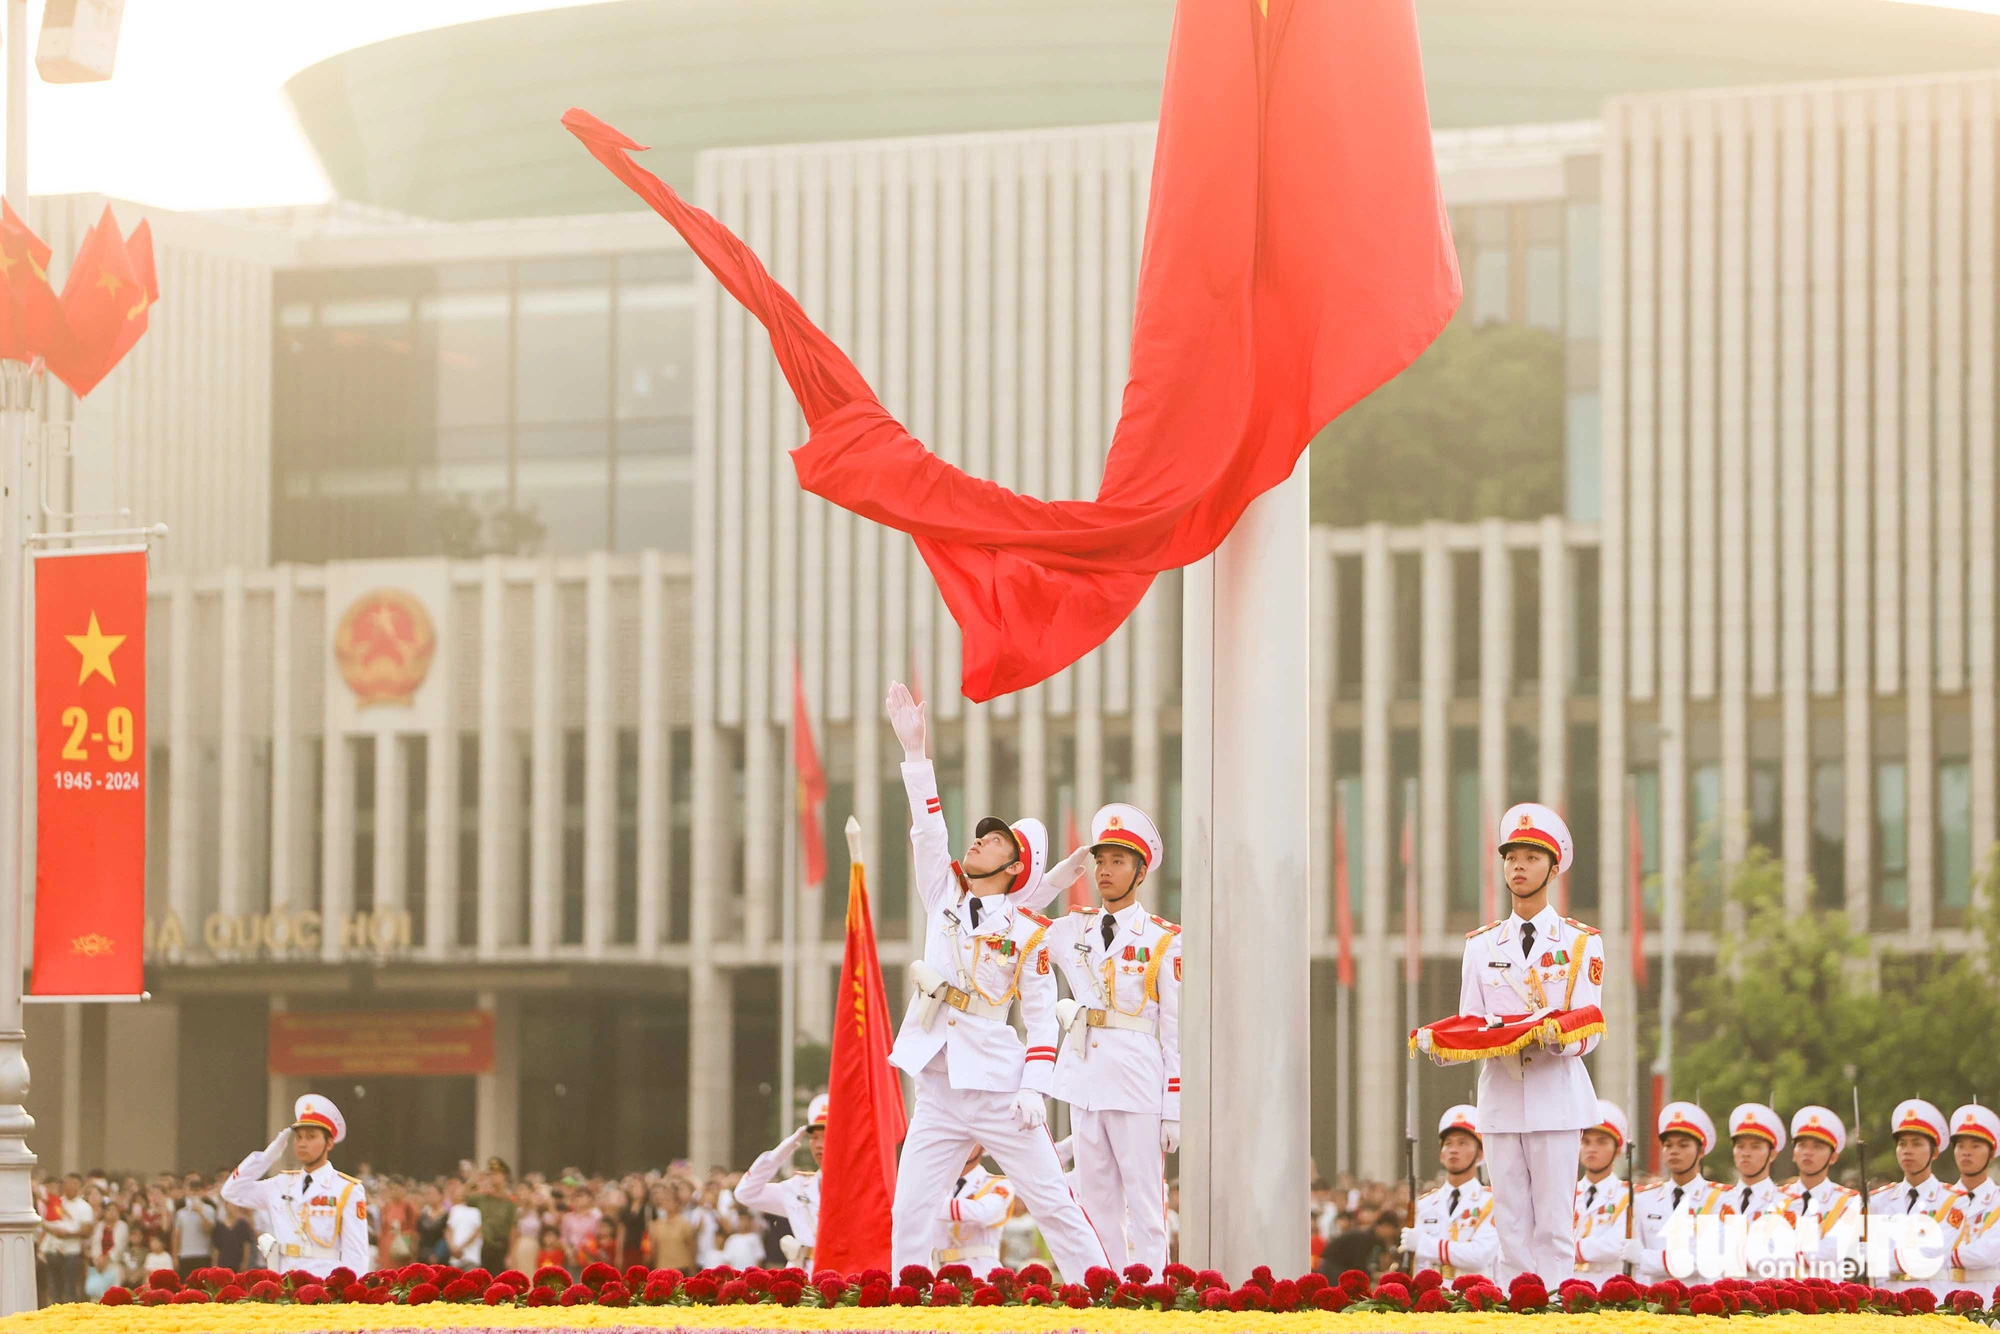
left=1455, top=803, right=1605, bottom=1285
left=220, top=1095, right=371, bottom=1278
left=1573, top=1101, right=1630, bottom=1277
left=1940, top=1105, right=2000, bottom=1298
left=1788, top=1106, right=1861, bottom=1281
left=735, top=1094, right=827, bottom=1263
left=888, top=758, right=1109, bottom=1281
left=1043, top=804, right=1181, bottom=1274
left=1873, top=1099, right=1953, bottom=1293
left=933, top=1165, right=1014, bottom=1269
left=1625, top=1103, right=1730, bottom=1284
left=1405, top=1106, right=1498, bottom=1280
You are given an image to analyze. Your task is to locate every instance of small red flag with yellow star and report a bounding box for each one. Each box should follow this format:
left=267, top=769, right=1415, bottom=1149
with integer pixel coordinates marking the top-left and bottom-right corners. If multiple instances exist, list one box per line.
left=0, top=201, right=58, bottom=365
left=46, top=205, right=156, bottom=397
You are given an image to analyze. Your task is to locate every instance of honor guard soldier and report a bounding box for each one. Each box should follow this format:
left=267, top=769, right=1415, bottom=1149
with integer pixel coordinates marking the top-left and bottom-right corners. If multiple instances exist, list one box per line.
left=1043, top=802, right=1182, bottom=1274
left=932, top=1146, right=1014, bottom=1271
left=1726, top=1103, right=1795, bottom=1275
left=1401, top=1105, right=1497, bottom=1281
left=736, top=1093, right=828, bottom=1268
left=883, top=682, right=1109, bottom=1281
left=1623, top=1103, right=1729, bottom=1283
left=221, top=1095, right=371, bottom=1278
left=1788, top=1106, right=1860, bottom=1280
left=1457, top=803, right=1607, bottom=1285
left=1573, top=1101, right=1630, bottom=1276
left=1939, top=1105, right=2000, bottom=1299
left=1874, top=1099, right=1953, bottom=1292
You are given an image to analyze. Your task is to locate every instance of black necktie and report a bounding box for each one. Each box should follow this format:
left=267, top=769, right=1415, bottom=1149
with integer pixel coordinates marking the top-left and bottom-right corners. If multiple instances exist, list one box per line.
left=1448, top=1187, right=1460, bottom=1215
left=1908, top=1187, right=1919, bottom=1213
left=1740, top=1187, right=1751, bottom=1214
left=1102, top=915, right=1116, bottom=950
left=1586, top=1184, right=1597, bottom=1210
left=1800, top=1190, right=1815, bottom=1216
left=969, top=898, right=982, bottom=930
left=954, top=1177, right=966, bottom=1197
left=1521, top=922, right=1537, bottom=960
left=1671, top=1185, right=1684, bottom=1211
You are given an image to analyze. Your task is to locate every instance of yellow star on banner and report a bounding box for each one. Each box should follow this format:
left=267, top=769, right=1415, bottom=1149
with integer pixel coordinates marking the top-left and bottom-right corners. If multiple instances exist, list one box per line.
left=94, top=269, right=122, bottom=298
left=65, top=612, right=125, bottom=686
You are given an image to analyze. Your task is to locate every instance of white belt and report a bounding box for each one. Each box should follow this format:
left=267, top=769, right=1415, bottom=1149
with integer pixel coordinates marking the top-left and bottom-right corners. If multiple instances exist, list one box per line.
left=934, top=1245, right=998, bottom=1265
left=1077, top=1007, right=1156, bottom=1035
left=922, top=981, right=1011, bottom=1023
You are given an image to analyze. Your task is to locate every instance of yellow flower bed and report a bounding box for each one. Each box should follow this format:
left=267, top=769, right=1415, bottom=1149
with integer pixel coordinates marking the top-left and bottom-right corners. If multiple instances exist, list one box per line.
left=0, top=1307, right=1976, bottom=1334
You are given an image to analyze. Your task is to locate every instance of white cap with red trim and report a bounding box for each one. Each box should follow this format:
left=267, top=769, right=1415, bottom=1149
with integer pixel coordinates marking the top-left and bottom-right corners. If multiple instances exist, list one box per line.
left=1008, top=817, right=1048, bottom=895
left=1950, top=1104, right=2000, bottom=1151
left=807, top=1094, right=830, bottom=1128
left=1497, top=803, right=1573, bottom=876
left=1892, top=1098, right=1948, bottom=1148
left=1090, top=803, right=1164, bottom=873
left=1657, top=1101, right=1716, bottom=1154
left=1789, top=1106, right=1847, bottom=1157
left=1729, top=1102, right=1787, bottom=1152
left=1438, top=1104, right=1481, bottom=1143
left=1592, top=1100, right=1629, bottom=1149
left=290, top=1094, right=347, bottom=1145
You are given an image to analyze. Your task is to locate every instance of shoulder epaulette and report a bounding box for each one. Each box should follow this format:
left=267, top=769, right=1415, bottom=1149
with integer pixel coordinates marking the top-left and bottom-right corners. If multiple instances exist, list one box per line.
left=1467, top=919, right=1505, bottom=939
left=1564, top=917, right=1601, bottom=936
left=1019, top=909, right=1052, bottom=928
left=1871, top=1182, right=1899, bottom=1196
left=337, top=1171, right=360, bottom=1184
left=278, top=1169, right=302, bottom=1176
left=1149, top=915, right=1181, bottom=934
left=1078, top=905, right=1101, bottom=915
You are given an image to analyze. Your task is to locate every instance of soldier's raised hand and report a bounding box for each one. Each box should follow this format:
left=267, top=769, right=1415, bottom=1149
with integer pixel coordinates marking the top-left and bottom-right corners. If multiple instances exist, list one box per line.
left=886, top=681, right=927, bottom=760
left=1046, top=845, right=1093, bottom=892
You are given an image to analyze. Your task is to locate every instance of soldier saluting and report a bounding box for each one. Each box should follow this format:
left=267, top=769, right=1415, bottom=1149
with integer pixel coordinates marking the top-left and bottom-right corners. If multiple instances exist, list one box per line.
left=220, top=1095, right=371, bottom=1278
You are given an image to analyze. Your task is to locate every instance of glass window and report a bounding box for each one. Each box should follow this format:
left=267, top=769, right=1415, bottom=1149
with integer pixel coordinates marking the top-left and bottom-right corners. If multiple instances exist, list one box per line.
left=518, top=425, right=611, bottom=554
left=1750, top=762, right=1781, bottom=859
left=516, top=279, right=611, bottom=425
left=1473, top=248, right=1511, bottom=325
left=1449, top=729, right=1481, bottom=916
left=1811, top=760, right=1844, bottom=904
left=1452, top=551, right=1480, bottom=696
left=420, top=291, right=510, bottom=429
left=1940, top=760, right=1972, bottom=913
left=617, top=279, right=695, bottom=421
left=1566, top=391, right=1602, bottom=522
left=1564, top=202, right=1601, bottom=340
left=1525, top=245, right=1563, bottom=331
left=1691, top=763, right=1722, bottom=921
left=1566, top=725, right=1599, bottom=913
left=1633, top=767, right=1661, bottom=920
left=1876, top=762, right=1908, bottom=914
left=1571, top=548, right=1599, bottom=694
left=1513, top=550, right=1541, bottom=687
left=1393, top=553, right=1421, bottom=699
left=1335, top=557, right=1364, bottom=700
left=614, top=420, right=696, bottom=555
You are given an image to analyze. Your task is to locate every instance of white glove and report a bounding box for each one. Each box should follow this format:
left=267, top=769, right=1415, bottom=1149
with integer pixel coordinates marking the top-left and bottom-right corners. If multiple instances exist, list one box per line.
left=1399, top=1227, right=1419, bottom=1255
left=1160, top=1120, right=1181, bottom=1154
left=779, top=1235, right=803, bottom=1265
left=780, top=1125, right=810, bottom=1154
left=1055, top=997, right=1079, bottom=1031
left=264, top=1128, right=293, bottom=1161
left=1011, top=1089, right=1047, bottom=1129
left=1046, top=845, right=1092, bottom=892
left=1620, top=1238, right=1646, bottom=1267
left=886, top=682, right=927, bottom=760
left=1416, top=1028, right=1434, bottom=1054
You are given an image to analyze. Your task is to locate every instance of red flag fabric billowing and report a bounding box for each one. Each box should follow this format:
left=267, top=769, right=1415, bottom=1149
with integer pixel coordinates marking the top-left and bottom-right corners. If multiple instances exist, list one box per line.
left=793, top=655, right=828, bottom=889
left=813, top=858, right=906, bottom=1273
left=564, top=0, right=1456, bottom=701
left=46, top=205, right=155, bottom=397
left=0, top=201, right=58, bottom=364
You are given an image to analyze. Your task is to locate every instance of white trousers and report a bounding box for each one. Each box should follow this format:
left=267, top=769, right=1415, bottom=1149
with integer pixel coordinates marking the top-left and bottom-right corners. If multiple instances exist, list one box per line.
left=891, top=1058, right=1110, bottom=1282
left=1072, top=1107, right=1167, bottom=1274
left=1484, top=1128, right=1580, bottom=1286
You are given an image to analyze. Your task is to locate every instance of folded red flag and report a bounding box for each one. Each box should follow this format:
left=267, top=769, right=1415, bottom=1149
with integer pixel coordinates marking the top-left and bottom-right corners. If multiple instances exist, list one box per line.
left=565, top=0, right=1457, bottom=701
left=1409, top=1006, right=1607, bottom=1063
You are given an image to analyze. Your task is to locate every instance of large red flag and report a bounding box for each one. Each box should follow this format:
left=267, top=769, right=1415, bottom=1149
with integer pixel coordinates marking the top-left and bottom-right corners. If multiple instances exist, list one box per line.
left=564, top=0, right=1456, bottom=701
left=792, top=654, right=828, bottom=889
left=813, top=844, right=906, bottom=1273
left=47, top=206, right=153, bottom=397
left=0, top=201, right=57, bottom=364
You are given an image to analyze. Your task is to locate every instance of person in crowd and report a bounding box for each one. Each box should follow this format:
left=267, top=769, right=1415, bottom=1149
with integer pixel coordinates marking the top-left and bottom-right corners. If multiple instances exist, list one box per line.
left=1318, top=1208, right=1401, bottom=1279
left=614, top=1179, right=649, bottom=1270
left=443, top=1179, right=484, bottom=1267
left=645, top=1180, right=696, bottom=1272
left=376, top=1179, right=419, bottom=1266
left=171, top=1184, right=213, bottom=1277
left=139, top=1230, right=175, bottom=1277
left=41, top=1173, right=95, bottom=1304
left=560, top=1184, right=602, bottom=1266
left=719, top=1211, right=766, bottom=1269
left=468, top=1164, right=518, bottom=1271
left=211, top=1202, right=257, bottom=1273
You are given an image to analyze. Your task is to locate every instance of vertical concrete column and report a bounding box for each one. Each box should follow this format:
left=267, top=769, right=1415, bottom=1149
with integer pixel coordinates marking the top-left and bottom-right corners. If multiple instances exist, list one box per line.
left=687, top=964, right=735, bottom=1172
left=1180, top=467, right=1310, bottom=1279
left=474, top=991, right=520, bottom=1170
left=584, top=553, right=616, bottom=957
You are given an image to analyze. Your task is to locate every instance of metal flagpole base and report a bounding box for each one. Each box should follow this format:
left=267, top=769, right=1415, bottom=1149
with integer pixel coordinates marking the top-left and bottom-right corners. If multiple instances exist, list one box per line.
left=0, top=364, right=40, bottom=1314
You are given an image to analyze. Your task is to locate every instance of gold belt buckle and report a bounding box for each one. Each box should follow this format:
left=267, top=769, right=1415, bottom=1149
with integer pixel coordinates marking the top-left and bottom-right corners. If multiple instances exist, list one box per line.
left=945, top=987, right=970, bottom=1012
left=1953, top=1269, right=1968, bottom=1282
left=1086, top=1008, right=1109, bottom=1027
left=284, top=1244, right=301, bottom=1258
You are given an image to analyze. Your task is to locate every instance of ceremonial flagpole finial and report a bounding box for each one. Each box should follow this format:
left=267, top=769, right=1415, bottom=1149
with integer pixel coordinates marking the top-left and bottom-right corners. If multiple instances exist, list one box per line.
left=845, top=816, right=863, bottom=865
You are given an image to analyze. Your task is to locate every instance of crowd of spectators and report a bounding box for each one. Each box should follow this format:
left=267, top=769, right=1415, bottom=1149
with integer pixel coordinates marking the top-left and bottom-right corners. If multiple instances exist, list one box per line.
left=29, top=1156, right=1412, bottom=1307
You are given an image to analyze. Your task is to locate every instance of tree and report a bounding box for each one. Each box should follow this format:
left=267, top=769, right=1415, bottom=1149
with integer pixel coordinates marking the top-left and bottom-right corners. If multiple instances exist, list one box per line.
left=1673, top=848, right=2000, bottom=1179
left=1309, top=319, right=1564, bottom=526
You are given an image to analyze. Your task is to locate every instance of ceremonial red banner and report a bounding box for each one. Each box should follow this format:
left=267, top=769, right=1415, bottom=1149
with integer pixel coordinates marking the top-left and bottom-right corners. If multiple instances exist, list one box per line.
left=269, top=1010, right=496, bottom=1077
left=32, top=548, right=147, bottom=997
left=1410, top=1006, right=1607, bottom=1063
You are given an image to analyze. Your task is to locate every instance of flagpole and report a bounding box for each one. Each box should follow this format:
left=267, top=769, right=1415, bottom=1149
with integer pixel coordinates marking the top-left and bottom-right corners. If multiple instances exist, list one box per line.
left=780, top=713, right=798, bottom=1137
left=0, top=362, right=38, bottom=1314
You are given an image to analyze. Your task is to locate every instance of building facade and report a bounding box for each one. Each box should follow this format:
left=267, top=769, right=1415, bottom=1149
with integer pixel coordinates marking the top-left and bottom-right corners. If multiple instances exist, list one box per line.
left=18, top=61, right=2000, bottom=1185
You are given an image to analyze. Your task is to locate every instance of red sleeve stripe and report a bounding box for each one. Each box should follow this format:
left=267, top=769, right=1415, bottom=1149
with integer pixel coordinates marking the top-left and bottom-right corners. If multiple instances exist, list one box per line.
left=950, top=1200, right=961, bottom=1220
left=1167, top=1080, right=1181, bottom=1091
left=1026, top=1052, right=1056, bottom=1063
left=926, top=797, right=942, bottom=813
left=1026, top=1046, right=1058, bottom=1055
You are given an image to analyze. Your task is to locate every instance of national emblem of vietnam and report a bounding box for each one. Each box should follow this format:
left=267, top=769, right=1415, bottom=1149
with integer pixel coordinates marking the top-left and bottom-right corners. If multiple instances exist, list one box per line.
left=333, top=589, right=437, bottom=707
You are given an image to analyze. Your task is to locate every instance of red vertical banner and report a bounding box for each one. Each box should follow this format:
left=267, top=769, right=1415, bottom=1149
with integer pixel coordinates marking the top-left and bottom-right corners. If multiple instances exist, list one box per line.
left=32, top=548, right=147, bottom=996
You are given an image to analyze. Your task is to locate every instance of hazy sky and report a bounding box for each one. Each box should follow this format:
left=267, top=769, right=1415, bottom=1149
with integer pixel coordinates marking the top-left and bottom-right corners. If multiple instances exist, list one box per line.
left=16, top=0, right=2000, bottom=213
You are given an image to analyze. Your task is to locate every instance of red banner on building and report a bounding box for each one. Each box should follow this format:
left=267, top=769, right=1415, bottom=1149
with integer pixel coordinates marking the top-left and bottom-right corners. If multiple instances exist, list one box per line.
left=269, top=1010, right=496, bottom=1077
left=32, top=547, right=147, bottom=997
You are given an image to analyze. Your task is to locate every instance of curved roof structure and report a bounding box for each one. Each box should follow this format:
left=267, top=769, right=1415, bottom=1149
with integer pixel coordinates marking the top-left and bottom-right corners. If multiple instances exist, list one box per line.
left=285, top=0, right=2000, bottom=221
